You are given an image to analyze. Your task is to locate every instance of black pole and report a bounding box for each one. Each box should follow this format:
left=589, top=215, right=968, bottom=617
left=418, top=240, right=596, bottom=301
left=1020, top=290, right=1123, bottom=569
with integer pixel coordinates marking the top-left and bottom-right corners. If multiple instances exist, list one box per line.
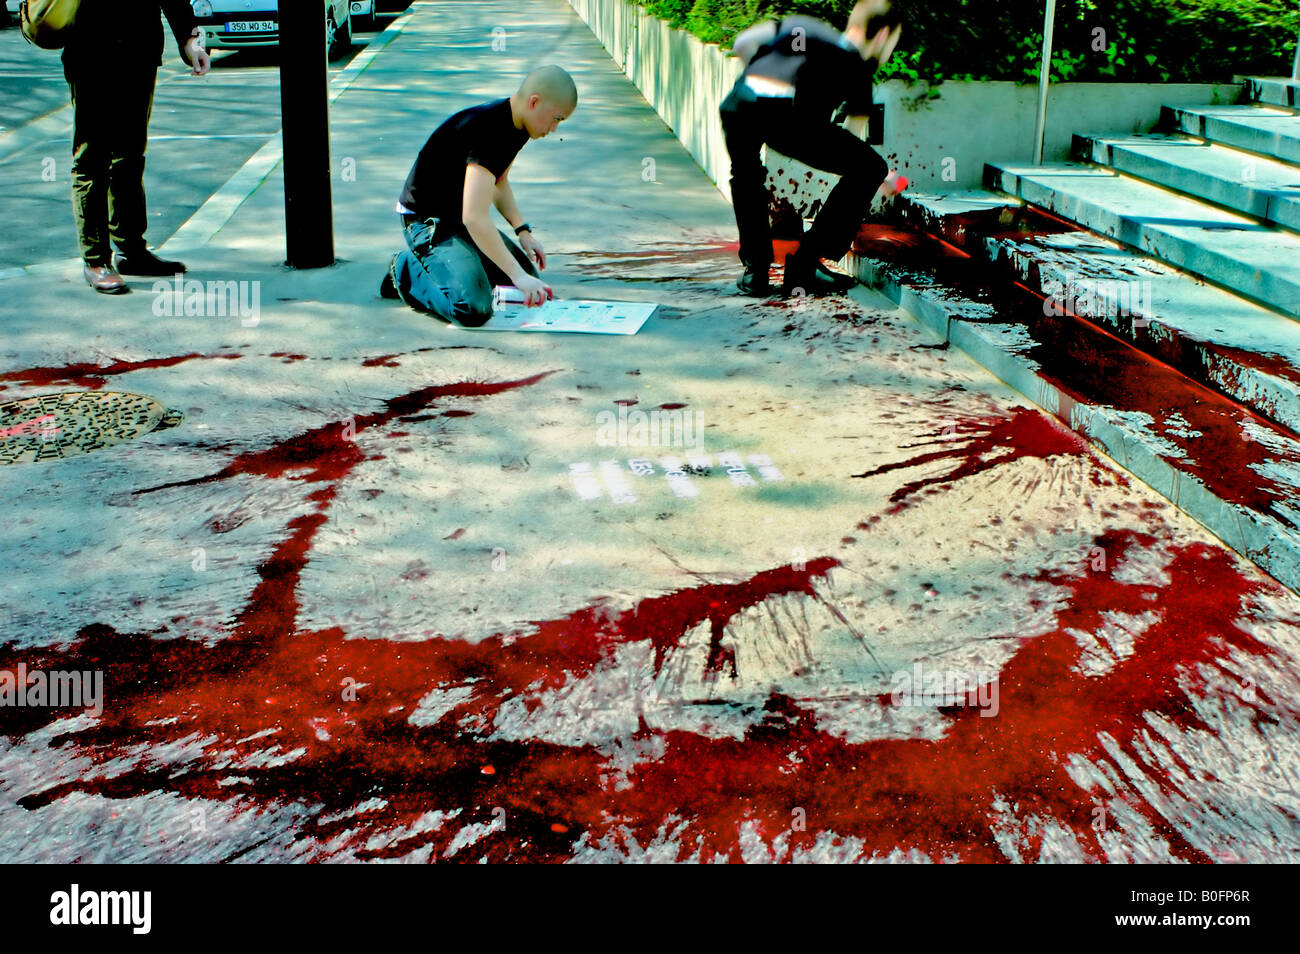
left=278, top=1, right=335, bottom=268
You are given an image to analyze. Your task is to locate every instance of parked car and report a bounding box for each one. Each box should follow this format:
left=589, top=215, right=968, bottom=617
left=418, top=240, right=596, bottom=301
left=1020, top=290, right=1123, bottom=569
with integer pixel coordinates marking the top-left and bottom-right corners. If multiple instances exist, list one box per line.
left=348, top=0, right=375, bottom=32
left=191, top=1, right=353, bottom=60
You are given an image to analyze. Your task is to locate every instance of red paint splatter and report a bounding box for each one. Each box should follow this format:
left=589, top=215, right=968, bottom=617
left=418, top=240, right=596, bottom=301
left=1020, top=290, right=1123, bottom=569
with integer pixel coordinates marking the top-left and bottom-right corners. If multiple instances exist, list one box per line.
left=0, top=368, right=1287, bottom=860
left=894, top=203, right=1300, bottom=436
left=135, top=372, right=553, bottom=495
left=856, top=220, right=1300, bottom=521
left=0, top=522, right=1279, bottom=862
left=362, top=355, right=402, bottom=368
left=0, top=353, right=241, bottom=390
left=854, top=406, right=1086, bottom=512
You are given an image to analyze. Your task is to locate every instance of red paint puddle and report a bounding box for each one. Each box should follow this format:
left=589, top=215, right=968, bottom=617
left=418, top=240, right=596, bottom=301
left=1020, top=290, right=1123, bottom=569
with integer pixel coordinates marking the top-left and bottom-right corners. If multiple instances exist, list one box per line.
left=854, top=406, right=1086, bottom=512
left=858, top=221, right=1300, bottom=519
left=0, top=518, right=1279, bottom=862
left=0, top=353, right=241, bottom=390
left=901, top=204, right=1300, bottom=433
left=771, top=239, right=799, bottom=266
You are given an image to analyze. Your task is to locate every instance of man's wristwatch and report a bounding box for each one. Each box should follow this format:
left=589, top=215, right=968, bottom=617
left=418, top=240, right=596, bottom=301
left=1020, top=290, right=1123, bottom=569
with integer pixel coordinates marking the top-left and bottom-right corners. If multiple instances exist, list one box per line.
left=514, top=223, right=532, bottom=236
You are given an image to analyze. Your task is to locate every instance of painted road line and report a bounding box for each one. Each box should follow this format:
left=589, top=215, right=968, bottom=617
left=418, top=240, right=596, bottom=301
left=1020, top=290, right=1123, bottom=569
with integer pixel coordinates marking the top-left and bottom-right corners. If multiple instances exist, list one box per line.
left=1, top=10, right=420, bottom=280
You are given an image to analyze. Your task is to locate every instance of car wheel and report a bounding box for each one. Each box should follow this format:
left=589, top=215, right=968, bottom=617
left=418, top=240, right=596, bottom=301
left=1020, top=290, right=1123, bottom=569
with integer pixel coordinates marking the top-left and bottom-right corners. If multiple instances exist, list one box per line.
left=326, top=9, right=352, bottom=60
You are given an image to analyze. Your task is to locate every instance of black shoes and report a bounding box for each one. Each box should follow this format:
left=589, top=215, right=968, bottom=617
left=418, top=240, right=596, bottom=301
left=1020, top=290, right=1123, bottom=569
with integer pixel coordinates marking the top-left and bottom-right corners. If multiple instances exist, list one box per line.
left=738, top=255, right=856, bottom=299
left=379, top=256, right=400, bottom=299
left=114, top=248, right=186, bottom=276
left=737, top=266, right=774, bottom=297
left=781, top=254, right=854, bottom=298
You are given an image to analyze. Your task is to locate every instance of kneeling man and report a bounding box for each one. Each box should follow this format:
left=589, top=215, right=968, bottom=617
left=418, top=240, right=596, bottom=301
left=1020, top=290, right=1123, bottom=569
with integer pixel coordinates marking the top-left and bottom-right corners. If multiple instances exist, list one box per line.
left=383, top=66, right=577, bottom=325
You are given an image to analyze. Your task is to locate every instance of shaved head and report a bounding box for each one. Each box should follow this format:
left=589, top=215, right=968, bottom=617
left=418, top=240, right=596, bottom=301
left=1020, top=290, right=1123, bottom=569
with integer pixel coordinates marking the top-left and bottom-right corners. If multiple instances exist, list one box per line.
left=518, top=66, right=578, bottom=111
left=511, top=65, right=578, bottom=139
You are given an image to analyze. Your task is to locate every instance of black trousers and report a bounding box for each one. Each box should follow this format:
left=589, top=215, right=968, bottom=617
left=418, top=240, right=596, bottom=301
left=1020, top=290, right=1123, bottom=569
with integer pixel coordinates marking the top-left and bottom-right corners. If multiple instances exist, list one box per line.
left=720, top=83, right=888, bottom=272
left=64, top=63, right=158, bottom=267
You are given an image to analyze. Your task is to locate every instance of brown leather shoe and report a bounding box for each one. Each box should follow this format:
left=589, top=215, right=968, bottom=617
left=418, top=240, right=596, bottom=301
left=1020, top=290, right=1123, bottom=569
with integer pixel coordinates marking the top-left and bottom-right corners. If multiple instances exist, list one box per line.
left=83, top=264, right=129, bottom=294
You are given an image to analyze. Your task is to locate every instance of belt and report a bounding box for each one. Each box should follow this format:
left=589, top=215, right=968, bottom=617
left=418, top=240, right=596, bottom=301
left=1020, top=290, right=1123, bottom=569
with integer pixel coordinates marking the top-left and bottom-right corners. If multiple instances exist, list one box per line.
left=743, top=75, right=795, bottom=98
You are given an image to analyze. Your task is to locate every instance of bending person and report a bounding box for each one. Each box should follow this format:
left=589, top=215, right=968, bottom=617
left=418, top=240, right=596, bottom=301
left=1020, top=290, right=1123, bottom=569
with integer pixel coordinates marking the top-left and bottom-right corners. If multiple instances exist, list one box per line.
left=721, top=1, right=902, bottom=297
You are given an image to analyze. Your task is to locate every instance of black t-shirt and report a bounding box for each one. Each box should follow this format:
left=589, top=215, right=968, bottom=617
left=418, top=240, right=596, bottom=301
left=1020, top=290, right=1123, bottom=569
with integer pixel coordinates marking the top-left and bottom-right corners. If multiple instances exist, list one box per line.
left=745, top=16, right=878, bottom=118
left=399, top=98, right=529, bottom=223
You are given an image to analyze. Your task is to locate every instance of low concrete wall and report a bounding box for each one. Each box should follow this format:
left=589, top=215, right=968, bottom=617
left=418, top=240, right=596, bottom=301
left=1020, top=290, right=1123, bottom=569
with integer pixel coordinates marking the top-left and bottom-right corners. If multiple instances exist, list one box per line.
left=565, top=0, right=1242, bottom=207
left=873, top=80, right=1242, bottom=191
left=565, top=0, right=742, bottom=199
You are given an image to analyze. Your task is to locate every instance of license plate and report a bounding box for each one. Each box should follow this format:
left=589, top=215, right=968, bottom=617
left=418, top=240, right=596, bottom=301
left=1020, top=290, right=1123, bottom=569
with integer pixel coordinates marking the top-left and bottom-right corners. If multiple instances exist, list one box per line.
left=226, top=20, right=276, bottom=33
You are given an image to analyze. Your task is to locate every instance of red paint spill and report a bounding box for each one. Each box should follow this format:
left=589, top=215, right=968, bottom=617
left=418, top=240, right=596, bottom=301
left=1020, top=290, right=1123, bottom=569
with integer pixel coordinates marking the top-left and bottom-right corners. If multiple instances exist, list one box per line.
left=896, top=203, right=1300, bottom=436
left=857, top=219, right=1300, bottom=520
left=135, top=372, right=553, bottom=495
left=854, top=406, right=1086, bottom=512
left=0, top=353, right=241, bottom=390
left=362, top=354, right=402, bottom=368
left=0, top=519, right=1280, bottom=862
left=1, top=364, right=1287, bottom=860
left=772, top=239, right=799, bottom=266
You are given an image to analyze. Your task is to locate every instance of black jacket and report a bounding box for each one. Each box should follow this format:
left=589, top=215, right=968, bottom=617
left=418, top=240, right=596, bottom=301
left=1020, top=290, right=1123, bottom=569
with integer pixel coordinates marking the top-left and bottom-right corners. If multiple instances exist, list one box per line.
left=62, top=0, right=199, bottom=73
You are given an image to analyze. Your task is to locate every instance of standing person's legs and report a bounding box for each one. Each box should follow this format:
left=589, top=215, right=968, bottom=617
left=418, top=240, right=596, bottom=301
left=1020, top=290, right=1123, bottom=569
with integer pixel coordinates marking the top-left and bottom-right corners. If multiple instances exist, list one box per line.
left=720, top=85, right=783, bottom=293
left=65, top=67, right=113, bottom=269
left=106, top=67, right=159, bottom=258
left=391, top=218, right=496, bottom=327
left=768, top=120, right=888, bottom=269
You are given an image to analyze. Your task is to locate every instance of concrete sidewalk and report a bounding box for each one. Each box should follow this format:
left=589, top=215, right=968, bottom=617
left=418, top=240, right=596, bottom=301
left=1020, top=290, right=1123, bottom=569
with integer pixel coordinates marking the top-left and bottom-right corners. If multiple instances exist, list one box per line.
left=1, top=0, right=1299, bottom=863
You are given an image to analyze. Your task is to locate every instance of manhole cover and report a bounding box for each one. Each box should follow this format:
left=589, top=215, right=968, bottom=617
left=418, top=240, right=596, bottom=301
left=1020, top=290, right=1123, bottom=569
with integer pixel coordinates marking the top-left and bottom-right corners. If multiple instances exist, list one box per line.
left=0, top=391, right=182, bottom=465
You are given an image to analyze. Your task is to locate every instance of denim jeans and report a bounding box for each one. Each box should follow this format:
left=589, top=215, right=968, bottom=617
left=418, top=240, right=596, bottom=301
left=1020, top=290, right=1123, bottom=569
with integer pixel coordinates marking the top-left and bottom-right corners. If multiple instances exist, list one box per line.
left=391, top=216, right=537, bottom=327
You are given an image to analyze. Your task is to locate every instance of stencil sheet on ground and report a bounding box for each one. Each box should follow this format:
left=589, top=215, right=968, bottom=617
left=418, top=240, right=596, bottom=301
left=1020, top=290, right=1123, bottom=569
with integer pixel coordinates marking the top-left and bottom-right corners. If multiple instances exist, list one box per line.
left=463, top=299, right=658, bottom=334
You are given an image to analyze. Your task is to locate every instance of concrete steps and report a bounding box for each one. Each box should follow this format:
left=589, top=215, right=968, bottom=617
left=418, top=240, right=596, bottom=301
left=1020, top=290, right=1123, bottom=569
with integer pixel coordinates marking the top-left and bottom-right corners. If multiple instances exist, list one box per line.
left=1073, top=132, right=1300, bottom=233
left=845, top=76, right=1300, bottom=592
left=986, top=162, right=1300, bottom=321
left=845, top=218, right=1300, bottom=593
left=1241, top=76, right=1300, bottom=111
left=1162, top=103, right=1300, bottom=165
left=894, top=191, right=1300, bottom=438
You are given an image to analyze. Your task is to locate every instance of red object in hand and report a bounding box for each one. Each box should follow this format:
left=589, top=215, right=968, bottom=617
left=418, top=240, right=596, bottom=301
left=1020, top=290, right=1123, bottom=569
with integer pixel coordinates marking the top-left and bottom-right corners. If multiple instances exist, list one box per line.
left=881, top=171, right=908, bottom=196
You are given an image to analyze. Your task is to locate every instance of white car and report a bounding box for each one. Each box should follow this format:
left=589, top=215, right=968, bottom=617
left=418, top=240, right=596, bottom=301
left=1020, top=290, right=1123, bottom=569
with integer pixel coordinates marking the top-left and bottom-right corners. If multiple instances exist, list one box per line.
left=348, top=0, right=375, bottom=32
left=191, top=1, right=354, bottom=60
